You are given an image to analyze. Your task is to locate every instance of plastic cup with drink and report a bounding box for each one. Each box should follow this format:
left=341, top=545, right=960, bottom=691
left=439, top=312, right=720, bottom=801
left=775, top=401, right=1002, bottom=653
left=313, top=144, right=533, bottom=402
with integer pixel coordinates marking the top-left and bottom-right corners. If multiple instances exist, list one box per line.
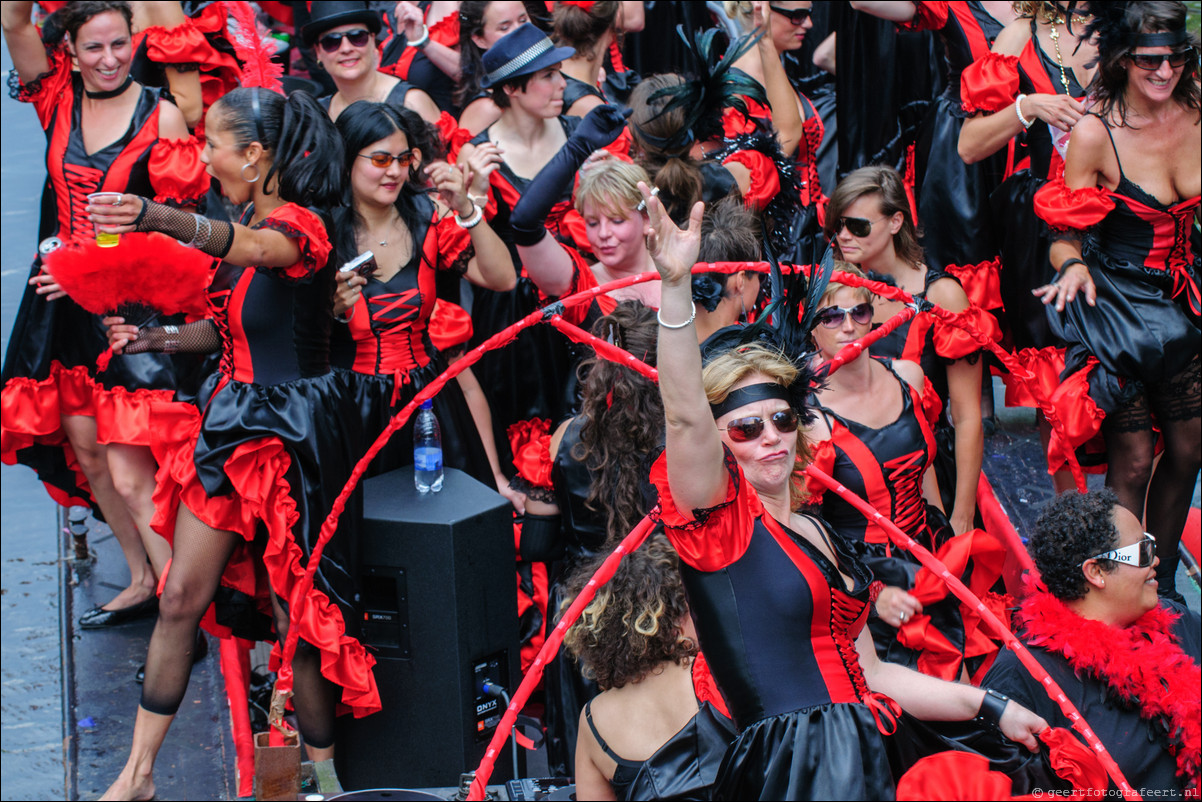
left=87, top=192, right=123, bottom=248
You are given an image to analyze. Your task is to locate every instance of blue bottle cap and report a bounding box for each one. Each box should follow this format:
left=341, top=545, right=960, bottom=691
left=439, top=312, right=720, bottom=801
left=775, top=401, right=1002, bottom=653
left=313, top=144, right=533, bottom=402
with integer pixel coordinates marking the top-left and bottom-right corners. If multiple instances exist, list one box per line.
left=420, top=399, right=433, bottom=409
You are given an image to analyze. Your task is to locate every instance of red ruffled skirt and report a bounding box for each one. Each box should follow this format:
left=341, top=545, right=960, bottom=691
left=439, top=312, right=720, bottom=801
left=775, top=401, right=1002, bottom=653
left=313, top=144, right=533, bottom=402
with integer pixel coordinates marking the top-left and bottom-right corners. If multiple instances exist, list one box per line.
left=149, top=369, right=380, bottom=718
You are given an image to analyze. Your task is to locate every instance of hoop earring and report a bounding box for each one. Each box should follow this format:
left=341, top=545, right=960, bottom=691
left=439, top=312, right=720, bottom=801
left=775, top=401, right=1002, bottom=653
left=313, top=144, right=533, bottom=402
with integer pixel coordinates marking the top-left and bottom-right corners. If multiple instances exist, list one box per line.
left=241, top=163, right=261, bottom=184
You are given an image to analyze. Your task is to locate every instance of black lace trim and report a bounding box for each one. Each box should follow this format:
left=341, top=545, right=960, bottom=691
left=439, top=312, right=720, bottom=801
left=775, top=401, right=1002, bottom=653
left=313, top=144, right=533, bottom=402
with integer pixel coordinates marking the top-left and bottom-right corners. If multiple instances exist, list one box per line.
left=8, top=66, right=54, bottom=101
left=163, top=62, right=201, bottom=73
left=447, top=244, right=473, bottom=277
left=509, top=475, right=556, bottom=504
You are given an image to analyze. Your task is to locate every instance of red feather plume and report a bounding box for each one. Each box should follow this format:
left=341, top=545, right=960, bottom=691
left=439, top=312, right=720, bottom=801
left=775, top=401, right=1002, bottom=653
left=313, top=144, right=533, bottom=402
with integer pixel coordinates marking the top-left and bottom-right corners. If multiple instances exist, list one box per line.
left=43, top=233, right=215, bottom=320
left=227, top=0, right=284, bottom=93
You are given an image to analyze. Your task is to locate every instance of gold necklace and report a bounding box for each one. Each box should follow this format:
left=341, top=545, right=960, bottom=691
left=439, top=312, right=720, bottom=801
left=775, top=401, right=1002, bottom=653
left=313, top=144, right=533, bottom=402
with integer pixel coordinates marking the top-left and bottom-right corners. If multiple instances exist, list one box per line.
left=1048, top=15, right=1072, bottom=95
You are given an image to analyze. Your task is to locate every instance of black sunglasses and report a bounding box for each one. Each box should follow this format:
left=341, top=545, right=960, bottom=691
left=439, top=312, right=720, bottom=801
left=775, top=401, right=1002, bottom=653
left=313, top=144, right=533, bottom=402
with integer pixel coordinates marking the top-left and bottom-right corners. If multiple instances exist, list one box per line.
left=834, top=215, right=886, bottom=238
left=319, top=28, right=372, bottom=53
left=1081, top=533, right=1157, bottom=568
left=358, top=150, right=414, bottom=169
left=1129, top=48, right=1194, bottom=70
left=769, top=4, right=812, bottom=25
left=722, top=409, right=800, bottom=442
left=815, top=302, right=873, bottom=329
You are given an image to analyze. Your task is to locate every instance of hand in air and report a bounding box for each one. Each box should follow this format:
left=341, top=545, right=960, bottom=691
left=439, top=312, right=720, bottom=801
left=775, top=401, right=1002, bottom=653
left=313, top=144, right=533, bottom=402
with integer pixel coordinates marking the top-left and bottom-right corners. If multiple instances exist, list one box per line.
left=427, top=161, right=475, bottom=218
left=638, top=181, right=703, bottom=287
left=394, top=1, right=424, bottom=38
left=571, top=103, right=631, bottom=152
left=464, top=142, right=503, bottom=196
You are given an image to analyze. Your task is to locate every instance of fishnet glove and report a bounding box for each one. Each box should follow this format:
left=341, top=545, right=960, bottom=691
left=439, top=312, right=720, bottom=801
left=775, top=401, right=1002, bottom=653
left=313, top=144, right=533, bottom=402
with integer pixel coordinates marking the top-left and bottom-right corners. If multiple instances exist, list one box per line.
left=124, top=320, right=222, bottom=355
left=134, top=199, right=235, bottom=258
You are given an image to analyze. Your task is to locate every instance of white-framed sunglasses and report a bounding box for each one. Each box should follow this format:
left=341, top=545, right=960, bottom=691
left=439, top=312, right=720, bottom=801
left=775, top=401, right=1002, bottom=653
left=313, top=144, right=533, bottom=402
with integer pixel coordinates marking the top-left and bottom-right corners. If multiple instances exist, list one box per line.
left=1081, top=533, right=1156, bottom=568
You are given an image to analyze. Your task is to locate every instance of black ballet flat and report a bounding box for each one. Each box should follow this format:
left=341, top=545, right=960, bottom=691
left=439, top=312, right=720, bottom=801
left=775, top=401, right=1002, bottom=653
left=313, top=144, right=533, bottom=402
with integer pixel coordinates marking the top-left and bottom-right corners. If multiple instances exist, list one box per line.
left=79, top=596, right=159, bottom=629
left=135, top=631, right=208, bottom=684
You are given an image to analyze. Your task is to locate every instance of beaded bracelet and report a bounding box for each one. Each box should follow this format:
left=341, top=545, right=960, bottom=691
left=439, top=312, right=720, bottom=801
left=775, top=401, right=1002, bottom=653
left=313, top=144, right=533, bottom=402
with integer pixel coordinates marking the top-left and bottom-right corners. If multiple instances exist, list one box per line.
left=408, top=25, right=430, bottom=49
left=455, top=203, right=484, bottom=230
left=1015, top=94, right=1034, bottom=129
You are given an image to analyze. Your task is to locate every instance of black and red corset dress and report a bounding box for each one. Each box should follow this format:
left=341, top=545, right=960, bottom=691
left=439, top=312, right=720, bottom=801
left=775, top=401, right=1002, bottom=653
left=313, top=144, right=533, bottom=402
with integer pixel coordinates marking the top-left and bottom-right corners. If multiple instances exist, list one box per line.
left=650, top=449, right=898, bottom=801
left=328, top=197, right=491, bottom=484
left=148, top=202, right=381, bottom=719
left=1, top=47, right=207, bottom=511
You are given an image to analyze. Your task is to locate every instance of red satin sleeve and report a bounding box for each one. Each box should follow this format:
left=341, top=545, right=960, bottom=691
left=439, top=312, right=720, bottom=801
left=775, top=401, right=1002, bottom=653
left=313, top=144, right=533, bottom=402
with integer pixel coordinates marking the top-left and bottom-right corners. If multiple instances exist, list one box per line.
left=433, top=211, right=473, bottom=275
left=149, top=137, right=210, bottom=204
left=898, top=1, right=949, bottom=32
left=11, top=47, right=74, bottom=128
left=944, top=256, right=1003, bottom=311
left=690, top=652, right=731, bottom=719
left=428, top=300, right=473, bottom=353
left=253, top=204, right=332, bottom=283
left=960, top=52, right=1020, bottom=114
left=508, top=418, right=554, bottom=491
left=428, top=10, right=460, bottom=46
left=142, top=20, right=210, bottom=67
left=602, top=127, right=633, bottom=160
left=920, top=378, right=943, bottom=426
left=1033, top=178, right=1115, bottom=232
left=649, top=447, right=758, bottom=572
left=931, top=305, right=1001, bottom=361
left=802, top=437, right=836, bottom=502
left=722, top=149, right=780, bottom=211
left=543, top=245, right=618, bottom=324
left=436, top=111, right=474, bottom=164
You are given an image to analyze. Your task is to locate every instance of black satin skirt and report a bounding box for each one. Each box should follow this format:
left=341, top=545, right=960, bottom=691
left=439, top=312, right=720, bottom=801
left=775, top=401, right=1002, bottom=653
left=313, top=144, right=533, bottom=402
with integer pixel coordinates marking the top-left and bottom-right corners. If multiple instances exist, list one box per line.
left=990, top=170, right=1058, bottom=351
left=468, top=276, right=580, bottom=464
left=915, top=97, right=1004, bottom=272
left=1049, top=247, right=1201, bottom=404
left=341, top=351, right=494, bottom=487
left=714, top=702, right=895, bottom=801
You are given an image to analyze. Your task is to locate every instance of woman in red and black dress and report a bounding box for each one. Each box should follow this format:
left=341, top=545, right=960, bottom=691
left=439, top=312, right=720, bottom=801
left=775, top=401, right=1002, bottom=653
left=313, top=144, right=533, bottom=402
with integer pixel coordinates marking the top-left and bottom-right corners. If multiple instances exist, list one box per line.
left=644, top=187, right=1046, bottom=800
left=806, top=268, right=1008, bottom=682
left=1032, top=2, right=1199, bottom=603
left=824, top=166, right=1000, bottom=537
left=328, top=100, right=515, bottom=488
left=1, top=0, right=206, bottom=621
left=958, top=3, right=1095, bottom=420
left=92, top=87, right=366, bottom=801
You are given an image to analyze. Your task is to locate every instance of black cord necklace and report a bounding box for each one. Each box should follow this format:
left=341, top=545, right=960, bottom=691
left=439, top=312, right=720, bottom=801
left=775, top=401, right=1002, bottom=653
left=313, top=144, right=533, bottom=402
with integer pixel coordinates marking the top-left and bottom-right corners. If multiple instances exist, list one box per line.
left=84, top=74, right=133, bottom=100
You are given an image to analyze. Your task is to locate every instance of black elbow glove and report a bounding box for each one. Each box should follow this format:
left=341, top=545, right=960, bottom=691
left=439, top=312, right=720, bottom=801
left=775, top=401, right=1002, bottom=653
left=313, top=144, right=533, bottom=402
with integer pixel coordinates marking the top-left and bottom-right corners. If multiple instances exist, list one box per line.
left=510, top=104, right=630, bottom=247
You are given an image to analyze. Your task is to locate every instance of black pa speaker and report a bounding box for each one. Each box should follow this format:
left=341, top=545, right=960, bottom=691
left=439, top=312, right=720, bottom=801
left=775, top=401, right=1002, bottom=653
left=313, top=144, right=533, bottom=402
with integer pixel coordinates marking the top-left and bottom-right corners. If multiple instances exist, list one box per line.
left=334, top=466, right=521, bottom=789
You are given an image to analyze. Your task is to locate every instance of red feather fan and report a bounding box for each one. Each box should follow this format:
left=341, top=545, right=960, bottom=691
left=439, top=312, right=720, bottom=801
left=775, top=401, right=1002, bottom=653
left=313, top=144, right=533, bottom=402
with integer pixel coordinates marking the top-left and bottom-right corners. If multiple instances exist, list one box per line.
left=226, top=0, right=284, bottom=93
left=44, top=233, right=215, bottom=320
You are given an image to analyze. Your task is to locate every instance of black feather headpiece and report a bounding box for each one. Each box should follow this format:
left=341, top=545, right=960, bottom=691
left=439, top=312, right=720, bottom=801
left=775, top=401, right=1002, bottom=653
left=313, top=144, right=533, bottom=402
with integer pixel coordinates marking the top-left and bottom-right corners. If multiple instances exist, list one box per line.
left=635, top=26, right=769, bottom=150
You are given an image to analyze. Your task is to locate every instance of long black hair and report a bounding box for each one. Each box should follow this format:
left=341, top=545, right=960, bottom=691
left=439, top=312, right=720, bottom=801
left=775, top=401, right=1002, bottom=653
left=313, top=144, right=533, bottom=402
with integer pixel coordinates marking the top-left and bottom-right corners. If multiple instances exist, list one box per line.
left=331, top=100, right=434, bottom=264
left=213, top=87, right=343, bottom=209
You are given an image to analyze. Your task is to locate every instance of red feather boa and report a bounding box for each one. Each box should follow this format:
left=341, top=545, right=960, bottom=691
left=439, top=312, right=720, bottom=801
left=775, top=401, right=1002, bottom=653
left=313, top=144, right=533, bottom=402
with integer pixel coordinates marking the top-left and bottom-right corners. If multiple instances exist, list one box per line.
left=43, top=233, right=214, bottom=319
left=1018, top=590, right=1201, bottom=795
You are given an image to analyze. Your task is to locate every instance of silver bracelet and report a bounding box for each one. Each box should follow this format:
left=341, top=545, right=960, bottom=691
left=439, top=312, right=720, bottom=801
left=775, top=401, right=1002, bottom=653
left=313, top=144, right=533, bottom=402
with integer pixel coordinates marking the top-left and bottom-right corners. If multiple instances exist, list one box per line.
left=186, top=213, right=212, bottom=249
left=657, top=300, right=696, bottom=329
left=455, top=203, right=483, bottom=230
left=1014, top=94, right=1034, bottom=129
left=160, top=324, right=180, bottom=354
left=408, top=25, right=430, bottom=49
left=334, top=305, right=357, bottom=324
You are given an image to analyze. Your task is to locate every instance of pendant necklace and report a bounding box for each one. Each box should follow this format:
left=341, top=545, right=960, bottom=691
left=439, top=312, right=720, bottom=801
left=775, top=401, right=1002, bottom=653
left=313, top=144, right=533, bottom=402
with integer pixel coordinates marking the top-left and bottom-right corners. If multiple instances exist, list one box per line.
left=1048, top=16, right=1072, bottom=95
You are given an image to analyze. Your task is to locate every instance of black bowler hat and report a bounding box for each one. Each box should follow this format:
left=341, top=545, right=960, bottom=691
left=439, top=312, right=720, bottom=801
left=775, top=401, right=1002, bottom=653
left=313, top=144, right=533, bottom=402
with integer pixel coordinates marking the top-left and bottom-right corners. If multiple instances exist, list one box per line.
left=302, top=1, right=382, bottom=47
left=480, top=23, right=576, bottom=89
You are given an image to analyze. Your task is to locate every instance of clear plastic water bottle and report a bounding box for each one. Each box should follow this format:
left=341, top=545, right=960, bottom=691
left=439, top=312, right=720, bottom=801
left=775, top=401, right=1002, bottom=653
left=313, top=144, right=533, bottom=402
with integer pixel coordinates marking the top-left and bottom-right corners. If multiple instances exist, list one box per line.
left=413, top=399, right=444, bottom=493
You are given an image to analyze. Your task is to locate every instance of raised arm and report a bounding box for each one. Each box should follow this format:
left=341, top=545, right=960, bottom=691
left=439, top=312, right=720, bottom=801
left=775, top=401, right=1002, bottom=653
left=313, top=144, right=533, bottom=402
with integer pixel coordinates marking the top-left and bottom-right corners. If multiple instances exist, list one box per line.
left=88, top=194, right=302, bottom=268
left=395, top=1, right=461, bottom=81
left=848, top=1, right=917, bottom=23
left=750, top=1, right=803, bottom=158
left=427, top=160, right=516, bottom=291
left=2, top=1, right=51, bottom=84
left=136, top=1, right=203, bottom=129
left=643, top=184, right=727, bottom=513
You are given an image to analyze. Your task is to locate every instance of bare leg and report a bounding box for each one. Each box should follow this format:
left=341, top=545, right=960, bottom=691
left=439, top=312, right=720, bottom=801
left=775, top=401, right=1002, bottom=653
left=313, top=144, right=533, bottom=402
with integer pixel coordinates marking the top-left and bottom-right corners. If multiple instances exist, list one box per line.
left=1146, top=359, right=1201, bottom=601
left=107, top=443, right=172, bottom=577
left=1037, top=412, right=1080, bottom=494
left=270, top=592, right=339, bottom=762
left=101, top=503, right=238, bottom=800
left=61, top=415, right=154, bottom=608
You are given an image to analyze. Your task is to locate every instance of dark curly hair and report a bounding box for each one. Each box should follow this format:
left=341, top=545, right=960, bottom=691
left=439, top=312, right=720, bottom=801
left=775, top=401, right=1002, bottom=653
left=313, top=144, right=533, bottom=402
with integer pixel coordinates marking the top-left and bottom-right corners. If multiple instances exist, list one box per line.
left=1031, top=488, right=1123, bottom=600
left=573, top=302, right=663, bottom=543
left=1088, top=2, right=1200, bottom=128
left=562, top=533, right=696, bottom=690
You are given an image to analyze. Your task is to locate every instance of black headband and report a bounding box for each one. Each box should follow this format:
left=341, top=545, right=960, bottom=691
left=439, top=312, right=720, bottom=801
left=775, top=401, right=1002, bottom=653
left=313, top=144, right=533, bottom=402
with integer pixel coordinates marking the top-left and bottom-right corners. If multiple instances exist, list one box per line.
left=710, top=382, right=792, bottom=419
left=630, top=119, right=694, bottom=152
left=251, top=88, right=267, bottom=147
left=1131, top=29, right=1189, bottom=49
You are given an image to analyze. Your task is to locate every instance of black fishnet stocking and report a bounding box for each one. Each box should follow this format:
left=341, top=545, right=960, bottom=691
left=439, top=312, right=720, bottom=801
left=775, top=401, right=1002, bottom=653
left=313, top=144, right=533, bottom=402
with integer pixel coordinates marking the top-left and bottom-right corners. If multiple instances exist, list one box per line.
left=140, top=505, right=238, bottom=715
left=271, top=594, right=339, bottom=750
left=1146, top=358, right=1201, bottom=599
